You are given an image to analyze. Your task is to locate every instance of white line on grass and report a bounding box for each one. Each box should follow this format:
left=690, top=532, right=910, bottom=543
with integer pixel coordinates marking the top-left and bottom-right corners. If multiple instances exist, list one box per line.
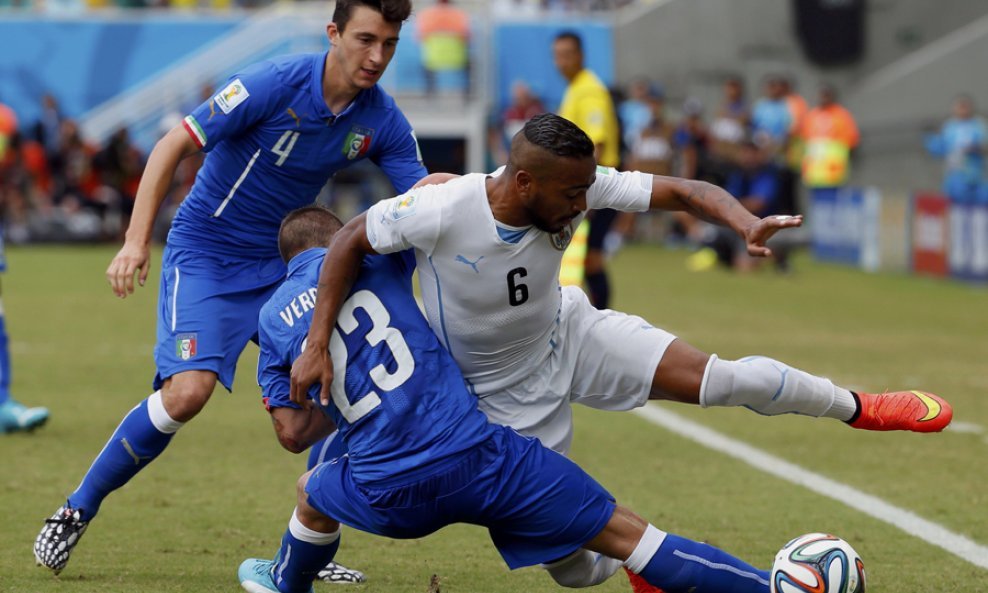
left=633, top=405, right=988, bottom=570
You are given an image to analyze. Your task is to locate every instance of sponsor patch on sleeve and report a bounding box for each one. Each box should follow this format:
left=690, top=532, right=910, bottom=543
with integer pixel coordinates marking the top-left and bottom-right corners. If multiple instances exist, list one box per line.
left=214, top=78, right=250, bottom=114
left=596, top=165, right=615, bottom=176
left=390, top=193, right=418, bottom=220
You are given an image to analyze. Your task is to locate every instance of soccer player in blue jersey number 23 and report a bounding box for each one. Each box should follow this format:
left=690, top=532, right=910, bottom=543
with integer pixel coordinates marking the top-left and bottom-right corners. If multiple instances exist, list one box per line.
left=239, top=205, right=775, bottom=593
left=34, top=0, right=424, bottom=582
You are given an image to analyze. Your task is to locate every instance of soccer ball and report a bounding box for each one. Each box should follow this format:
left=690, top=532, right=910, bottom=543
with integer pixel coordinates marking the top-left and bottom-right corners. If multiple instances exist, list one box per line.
left=771, top=533, right=866, bottom=593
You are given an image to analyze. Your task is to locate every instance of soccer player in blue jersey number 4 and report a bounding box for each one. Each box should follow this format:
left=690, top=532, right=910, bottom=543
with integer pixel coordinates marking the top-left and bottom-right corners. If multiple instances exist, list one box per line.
left=34, top=0, right=424, bottom=582
left=239, top=205, right=775, bottom=593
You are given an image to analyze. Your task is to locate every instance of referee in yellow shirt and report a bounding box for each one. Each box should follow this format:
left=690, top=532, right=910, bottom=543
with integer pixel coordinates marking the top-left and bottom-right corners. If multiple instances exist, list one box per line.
left=552, top=30, right=621, bottom=309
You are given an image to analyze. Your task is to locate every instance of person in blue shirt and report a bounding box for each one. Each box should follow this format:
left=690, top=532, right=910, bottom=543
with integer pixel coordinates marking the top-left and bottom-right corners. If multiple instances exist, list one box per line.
left=239, top=205, right=774, bottom=593
left=35, top=0, right=425, bottom=579
left=702, top=139, right=787, bottom=272
left=0, top=228, right=50, bottom=434
left=925, top=94, right=987, bottom=202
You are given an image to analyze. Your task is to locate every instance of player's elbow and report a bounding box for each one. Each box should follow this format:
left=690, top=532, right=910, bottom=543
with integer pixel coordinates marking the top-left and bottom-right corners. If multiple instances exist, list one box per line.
left=276, top=430, right=308, bottom=454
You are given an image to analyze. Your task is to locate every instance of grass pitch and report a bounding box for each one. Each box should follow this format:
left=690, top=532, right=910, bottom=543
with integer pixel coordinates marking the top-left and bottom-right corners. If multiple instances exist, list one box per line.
left=2, top=244, right=986, bottom=592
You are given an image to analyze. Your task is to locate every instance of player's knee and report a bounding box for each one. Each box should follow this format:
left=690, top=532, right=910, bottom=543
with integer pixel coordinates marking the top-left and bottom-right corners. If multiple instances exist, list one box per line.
left=545, top=549, right=621, bottom=588
left=295, top=470, right=314, bottom=505
left=160, top=373, right=216, bottom=422
left=276, top=430, right=307, bottom=454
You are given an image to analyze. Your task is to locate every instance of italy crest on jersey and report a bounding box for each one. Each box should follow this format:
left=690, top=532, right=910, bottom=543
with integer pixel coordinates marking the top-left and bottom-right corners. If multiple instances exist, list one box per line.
left=343, top=125, right=374, bottom=160
left=176, top=333, right=198, bottom=360
left=549, top=223, right=575, bottom=250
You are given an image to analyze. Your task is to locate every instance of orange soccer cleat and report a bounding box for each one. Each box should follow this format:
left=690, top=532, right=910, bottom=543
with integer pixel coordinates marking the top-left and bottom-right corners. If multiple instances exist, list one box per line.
left=849, top=390, right=952, bottom=433
left=624, top=567, right=666, bottom=593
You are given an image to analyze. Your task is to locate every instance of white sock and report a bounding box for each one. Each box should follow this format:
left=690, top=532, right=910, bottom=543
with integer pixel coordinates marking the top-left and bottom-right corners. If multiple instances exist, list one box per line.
left=700, top=355, right=854, bottom=418
left=147, top=391, right=185, bottom=434
left=623, top=524, right=667, bottom=574
left=543, top=549, right=623, bottom=587
left=289, top=509, right=340, bottom=545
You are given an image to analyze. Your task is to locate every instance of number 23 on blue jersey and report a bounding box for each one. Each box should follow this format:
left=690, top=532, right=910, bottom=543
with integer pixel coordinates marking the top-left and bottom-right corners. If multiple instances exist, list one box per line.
left=301, top=289, right=414, bottom=423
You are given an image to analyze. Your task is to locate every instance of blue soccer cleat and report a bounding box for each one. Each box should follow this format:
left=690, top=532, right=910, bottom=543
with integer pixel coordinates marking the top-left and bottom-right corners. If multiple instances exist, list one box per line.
left=0, top=399, right=49, bottom=433
left=238, top=558, right=314, bottom=593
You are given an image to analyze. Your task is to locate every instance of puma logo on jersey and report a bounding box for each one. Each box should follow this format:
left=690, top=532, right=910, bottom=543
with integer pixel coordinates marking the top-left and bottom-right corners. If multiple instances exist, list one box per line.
left=455, top=255, right=484, bottom=273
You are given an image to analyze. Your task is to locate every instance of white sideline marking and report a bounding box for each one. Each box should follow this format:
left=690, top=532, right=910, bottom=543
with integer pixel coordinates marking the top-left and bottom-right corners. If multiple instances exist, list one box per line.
left=946, top=421, right=984, bottom=434
left=632, top=405, right=988, bottom=570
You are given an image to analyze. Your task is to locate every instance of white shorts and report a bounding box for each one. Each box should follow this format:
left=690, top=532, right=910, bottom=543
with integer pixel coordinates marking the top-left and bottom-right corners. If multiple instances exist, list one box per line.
left=476, top=286, right=676, bottom=455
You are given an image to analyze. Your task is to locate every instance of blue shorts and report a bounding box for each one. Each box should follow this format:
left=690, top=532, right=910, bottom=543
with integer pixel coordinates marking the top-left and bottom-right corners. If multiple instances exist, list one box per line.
left=153, top=246, right=286, bottom=391
left=305, top=424, right=616, bottom=569
left=0, top=227, right=7, bottom=273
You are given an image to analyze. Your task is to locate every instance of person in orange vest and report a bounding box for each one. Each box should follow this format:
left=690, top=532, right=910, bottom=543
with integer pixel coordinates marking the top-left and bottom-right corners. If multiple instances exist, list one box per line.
left=799, top=84, right=859, bottom=195
left=415, top=0, right=470, bottom=97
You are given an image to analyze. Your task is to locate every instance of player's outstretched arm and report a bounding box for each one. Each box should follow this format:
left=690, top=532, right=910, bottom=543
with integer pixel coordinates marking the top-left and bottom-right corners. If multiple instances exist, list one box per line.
left=106, top=124, right=200, bottom=298
left=290, top=212, right=378, bottom=408
left=646, top=176, right=803, bottom=257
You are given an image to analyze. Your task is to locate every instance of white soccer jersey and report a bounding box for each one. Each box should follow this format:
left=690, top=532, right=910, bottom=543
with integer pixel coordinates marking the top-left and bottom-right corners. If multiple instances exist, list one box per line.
left=366, top=166, right=653, bottom=393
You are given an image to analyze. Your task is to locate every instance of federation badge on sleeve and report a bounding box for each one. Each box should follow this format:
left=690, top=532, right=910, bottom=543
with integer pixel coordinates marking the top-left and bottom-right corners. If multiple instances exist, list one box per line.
left=214, top=79, right=250, bottom=114
left=176, top=334, right=198, bottom=360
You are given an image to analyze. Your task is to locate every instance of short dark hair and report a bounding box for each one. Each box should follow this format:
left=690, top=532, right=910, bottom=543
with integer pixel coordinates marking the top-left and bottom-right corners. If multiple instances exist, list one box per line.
left=521, top=113, right=595, bottom=160
left=333, top=0, right=412, bottom=33
left=554, top=30, right=583, bottom=53
left=278, top=206, right=345, bottom=263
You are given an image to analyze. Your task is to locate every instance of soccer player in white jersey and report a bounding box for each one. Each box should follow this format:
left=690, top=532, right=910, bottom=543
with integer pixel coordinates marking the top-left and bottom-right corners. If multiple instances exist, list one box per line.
left=292, top=113, right=953, bottom=589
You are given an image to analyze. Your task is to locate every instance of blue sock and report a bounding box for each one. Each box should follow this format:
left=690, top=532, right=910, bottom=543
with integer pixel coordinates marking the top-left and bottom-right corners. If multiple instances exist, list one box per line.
left=632, top=527, right=769, bottom=593
left=68, top=392, right=181, bottom=520
left=306, top=430, right=344, bottom=470
left=273, top=512, right=340, bottom=593
left=0, top=304, right=11, bottom=404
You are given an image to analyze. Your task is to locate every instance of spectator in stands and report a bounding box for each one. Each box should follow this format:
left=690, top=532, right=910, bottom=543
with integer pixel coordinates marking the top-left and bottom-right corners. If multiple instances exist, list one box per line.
left=707, top=75, right=749, bottom=182
left=0, top=95, right=17, bottom=162
left=799, top=84, right=858, bottom=200
left=618, top=78, right=661, bottom=154
left=925, top=94, right=987, bottom=202
left=416, top=0, right=470, bottom=97
left=674, top=97, right=711, bottom=181
left=92, top=127, right=145, bottom=237
left=31, top=94, right=63, bottom=158
left=627, top=91, right=674, bottom=176
left=491, top=80, right=545, bottom=166
left=778, top=75, right=807, bottom=216
left=751, top=75, right=791, bottom=161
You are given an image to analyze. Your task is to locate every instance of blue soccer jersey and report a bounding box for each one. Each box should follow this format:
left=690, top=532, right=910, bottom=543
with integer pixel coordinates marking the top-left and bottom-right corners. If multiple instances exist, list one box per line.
left=170, top=53, right=426, bottom=259
left=258, top=248, right=493, bottom=483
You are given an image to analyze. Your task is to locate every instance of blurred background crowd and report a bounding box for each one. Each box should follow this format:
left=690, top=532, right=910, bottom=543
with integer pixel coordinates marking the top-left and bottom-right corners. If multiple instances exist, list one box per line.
left=1, top=0, right=986, bottom=277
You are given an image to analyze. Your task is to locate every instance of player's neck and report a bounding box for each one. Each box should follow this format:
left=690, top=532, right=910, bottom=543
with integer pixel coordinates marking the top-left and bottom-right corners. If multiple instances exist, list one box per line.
left=485, top=176, right=531, bottom=227
left=323, top=55, right=362, bottom=115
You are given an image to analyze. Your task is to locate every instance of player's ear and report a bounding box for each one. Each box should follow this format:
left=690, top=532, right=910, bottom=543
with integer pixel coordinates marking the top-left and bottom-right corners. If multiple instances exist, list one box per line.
left=327, top=22, right=340, bottom=46
left=515, top=170, right=533, bottom=195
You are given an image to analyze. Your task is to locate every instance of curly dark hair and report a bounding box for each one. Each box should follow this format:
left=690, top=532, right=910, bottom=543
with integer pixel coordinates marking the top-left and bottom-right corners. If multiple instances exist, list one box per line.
left=333, top=0, right=413, bottom=32
left=521, top=113, right=595, bottom=160
left=278, top=205, right=344, bottom=263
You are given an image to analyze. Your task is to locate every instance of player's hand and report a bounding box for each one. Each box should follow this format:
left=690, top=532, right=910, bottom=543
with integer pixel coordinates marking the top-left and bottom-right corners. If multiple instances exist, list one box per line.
left=106, top=241, right=151, bottom=298
left=742, top=214, right=803, bottom=257
left=291, top=343, right=333, bottom=409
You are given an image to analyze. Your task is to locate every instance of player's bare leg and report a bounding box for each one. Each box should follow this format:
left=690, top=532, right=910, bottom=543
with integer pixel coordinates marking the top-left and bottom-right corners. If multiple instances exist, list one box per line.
left=647, top=339, right=952, bottom=432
